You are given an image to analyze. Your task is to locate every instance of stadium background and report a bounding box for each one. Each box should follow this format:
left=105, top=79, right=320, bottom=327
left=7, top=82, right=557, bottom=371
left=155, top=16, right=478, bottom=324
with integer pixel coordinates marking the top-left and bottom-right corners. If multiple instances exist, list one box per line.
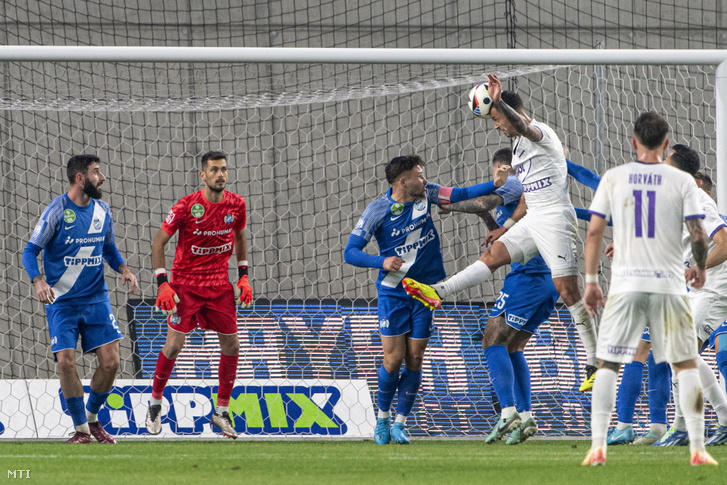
left=0, top=1, right=724, bottom=437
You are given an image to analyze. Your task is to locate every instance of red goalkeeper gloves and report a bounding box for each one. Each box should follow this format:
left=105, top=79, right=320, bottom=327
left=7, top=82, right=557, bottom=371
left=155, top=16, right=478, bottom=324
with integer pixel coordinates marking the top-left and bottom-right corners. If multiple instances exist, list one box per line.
left=155, top=281, right=180, bottom=315
left=235, top=275, right=253, bottom=308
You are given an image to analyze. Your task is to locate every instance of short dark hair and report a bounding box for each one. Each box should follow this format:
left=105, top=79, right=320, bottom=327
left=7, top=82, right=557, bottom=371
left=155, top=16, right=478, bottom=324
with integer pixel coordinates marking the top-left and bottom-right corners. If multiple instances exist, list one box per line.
left=670, top=144, right=700, bottom=176
left=201, top=150, right=227, bottom=169
left=67, top=154, right=100, bottom=184
left=501, top=90, right=524, bottom=111
left=385, top=154, right=424, bottom=185
left=633, top=112, right=669, bottom=149
left=694, top=171, right=714, bottom=192
left=492, top=148, right=512, bottom=165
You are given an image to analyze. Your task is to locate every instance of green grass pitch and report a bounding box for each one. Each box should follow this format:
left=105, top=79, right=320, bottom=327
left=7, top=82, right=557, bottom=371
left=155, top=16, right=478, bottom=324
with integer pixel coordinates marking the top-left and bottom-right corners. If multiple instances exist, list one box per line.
left=1, top=439, right=723, bottom=484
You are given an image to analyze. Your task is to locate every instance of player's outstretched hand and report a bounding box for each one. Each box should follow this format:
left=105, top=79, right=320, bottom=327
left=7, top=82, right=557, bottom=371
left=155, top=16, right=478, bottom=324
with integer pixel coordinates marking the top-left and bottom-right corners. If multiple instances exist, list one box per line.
left=486, top=73, right=502, bottom=102
left=155, top=282, right=180, bottom=315
left=493, top=164, right=511, bottom=187
left=121, top=266, right=139, bottom=294
left=685, top=266, right=707, bottom=289
left=583, top=283, right=605, bottom=319
left=235, top=275, right=253, bottom=308
left=483, top=226, right=507, bottom=246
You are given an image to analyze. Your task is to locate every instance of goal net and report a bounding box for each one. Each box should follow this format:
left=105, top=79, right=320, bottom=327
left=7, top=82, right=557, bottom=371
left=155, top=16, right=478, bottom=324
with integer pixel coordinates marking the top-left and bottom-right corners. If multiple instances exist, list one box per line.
left=1, top=55, right=721, bottom=438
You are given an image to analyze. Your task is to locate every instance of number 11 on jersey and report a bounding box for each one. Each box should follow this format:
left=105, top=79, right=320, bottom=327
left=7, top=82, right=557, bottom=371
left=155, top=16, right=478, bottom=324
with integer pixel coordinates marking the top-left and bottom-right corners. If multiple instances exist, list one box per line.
left=634, top=189, right=656, bottom=238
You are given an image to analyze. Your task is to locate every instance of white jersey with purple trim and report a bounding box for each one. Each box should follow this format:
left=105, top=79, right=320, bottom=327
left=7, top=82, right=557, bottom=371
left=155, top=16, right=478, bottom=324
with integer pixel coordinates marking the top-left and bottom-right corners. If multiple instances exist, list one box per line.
left=589, top=161, right=704, bottom=295
left=511, top=120, right=571, bottom=208
left=683, top=189, right=727, bottom=292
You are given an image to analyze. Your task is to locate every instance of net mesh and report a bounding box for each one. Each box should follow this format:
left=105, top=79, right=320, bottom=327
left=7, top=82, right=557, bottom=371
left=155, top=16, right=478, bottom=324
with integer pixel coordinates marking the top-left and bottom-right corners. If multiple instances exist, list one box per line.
left=0, top=0, right=723, bottom=438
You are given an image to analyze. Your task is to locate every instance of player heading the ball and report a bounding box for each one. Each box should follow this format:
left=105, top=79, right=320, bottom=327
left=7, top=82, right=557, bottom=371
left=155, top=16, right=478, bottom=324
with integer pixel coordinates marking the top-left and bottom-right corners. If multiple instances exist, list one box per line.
left=403, top=73, right=599, bottom=392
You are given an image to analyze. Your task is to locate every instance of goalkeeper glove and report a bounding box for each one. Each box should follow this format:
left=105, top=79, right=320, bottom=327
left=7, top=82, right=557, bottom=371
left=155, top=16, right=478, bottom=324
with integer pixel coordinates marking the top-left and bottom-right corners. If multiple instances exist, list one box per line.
left=155, top=281, right=180, bottom=315
left=235, top=275, right=253, bottom=308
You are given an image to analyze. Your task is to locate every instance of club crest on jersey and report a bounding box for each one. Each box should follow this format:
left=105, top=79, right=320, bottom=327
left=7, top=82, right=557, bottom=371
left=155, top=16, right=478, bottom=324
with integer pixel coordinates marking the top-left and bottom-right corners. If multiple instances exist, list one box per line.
left=224, top=214, right=234, bottom=224
left=414, top=199, right=425, bottom=211
left=391, top=203, right=404, bottom=216
left=93, top=217, right=102, bottom=230
left=63, top=209, right=76, bottom=223
left=191, top=203, right=205, bottom=218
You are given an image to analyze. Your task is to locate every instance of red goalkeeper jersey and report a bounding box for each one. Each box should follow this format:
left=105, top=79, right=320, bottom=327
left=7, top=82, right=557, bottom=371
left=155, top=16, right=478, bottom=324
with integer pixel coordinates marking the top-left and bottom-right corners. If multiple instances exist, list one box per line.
left=161, top=190, right=247, bottom=286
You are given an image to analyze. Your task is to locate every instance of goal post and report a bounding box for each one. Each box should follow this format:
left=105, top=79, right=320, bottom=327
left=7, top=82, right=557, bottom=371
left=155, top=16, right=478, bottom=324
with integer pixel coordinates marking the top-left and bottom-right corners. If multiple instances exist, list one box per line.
left=1, top=47, right=724, bottom=439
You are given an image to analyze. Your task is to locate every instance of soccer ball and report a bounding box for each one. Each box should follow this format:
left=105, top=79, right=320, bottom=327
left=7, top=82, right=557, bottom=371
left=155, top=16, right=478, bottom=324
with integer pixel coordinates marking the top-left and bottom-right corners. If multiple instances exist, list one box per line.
left=468, top=82, right=492, bottom=118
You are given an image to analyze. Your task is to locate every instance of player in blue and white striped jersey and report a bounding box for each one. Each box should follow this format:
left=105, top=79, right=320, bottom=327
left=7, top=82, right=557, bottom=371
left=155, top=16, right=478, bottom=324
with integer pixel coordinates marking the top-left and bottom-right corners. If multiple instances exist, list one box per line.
left=22, top=154, right=138, bottom=444
left=344, top=154, right=517, bottom=445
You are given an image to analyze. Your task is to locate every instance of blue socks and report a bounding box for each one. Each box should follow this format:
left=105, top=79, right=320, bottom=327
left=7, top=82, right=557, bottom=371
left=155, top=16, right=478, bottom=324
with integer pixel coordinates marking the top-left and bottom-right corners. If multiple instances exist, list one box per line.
left=395, top=369, right=423, bottom=416
left=485, top=345, right=516, bottom=409
left=647, top=353, right=670, bottom=424
left=616, top=360, right=644, bottom=423
left=66, top=396, right=88, bottom=427
left=377, top=365, right=400, bottom=413
left=86, top=391, right=111, bottom=416
left=510, top=351, right=531, bottom=412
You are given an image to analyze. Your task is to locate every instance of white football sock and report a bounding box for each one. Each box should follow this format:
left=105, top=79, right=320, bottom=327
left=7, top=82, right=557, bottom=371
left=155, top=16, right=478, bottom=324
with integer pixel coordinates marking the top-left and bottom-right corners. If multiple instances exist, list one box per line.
left=697, top=356, right=727, bottom=426
left=378, top=410, right=391, bottom=419
left=591, top=368, right=617, bottom=450
left=677, top=368, right=705, bottom=452
left=76, top=423, right=91, bottom=434
left=670, top=370, right=686, bottom=431
left=395, top=414, right=407, bottom=425
left=568, top=299, right=598, bottom=366
left=501, top=406, right=517, bottom=419
left=432, top=260, right=491, bottom=298
left=519, top=411, right=532, bottom=421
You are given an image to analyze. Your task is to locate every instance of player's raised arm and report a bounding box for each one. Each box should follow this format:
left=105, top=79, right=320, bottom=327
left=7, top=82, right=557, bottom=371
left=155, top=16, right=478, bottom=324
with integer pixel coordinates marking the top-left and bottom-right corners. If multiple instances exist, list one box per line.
left=487, top=73, right=541, bottom=142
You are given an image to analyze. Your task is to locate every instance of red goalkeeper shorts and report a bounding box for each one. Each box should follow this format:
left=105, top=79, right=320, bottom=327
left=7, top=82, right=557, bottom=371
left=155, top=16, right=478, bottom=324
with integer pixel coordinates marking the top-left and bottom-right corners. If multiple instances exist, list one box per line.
left=167, top=282, right=238, bottom=335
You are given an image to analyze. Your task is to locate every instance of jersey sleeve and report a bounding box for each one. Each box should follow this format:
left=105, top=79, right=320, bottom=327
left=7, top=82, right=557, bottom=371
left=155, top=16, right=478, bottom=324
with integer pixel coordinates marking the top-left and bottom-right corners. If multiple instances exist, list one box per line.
left=567, top=159, right=601, bottom=191
left=350, top=198, right=387, bottom=242
left=234, top=196, right=247, bottom=231
left=102, top=206, right=125, bottom=272
left=160, top=197, right=187, bottom=235
left=683, top=178, right=705, bottom=221
left=28, top=198, right=63, bottom=249
left=495, top=176, right=523, bottom=206
left=588, top=172, right=612, bottom=220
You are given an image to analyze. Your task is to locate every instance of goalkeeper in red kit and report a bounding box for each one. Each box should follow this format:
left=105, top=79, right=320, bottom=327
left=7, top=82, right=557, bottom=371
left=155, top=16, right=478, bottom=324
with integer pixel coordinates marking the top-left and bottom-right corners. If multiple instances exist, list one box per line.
left=145, top=151, right=253, bottom=439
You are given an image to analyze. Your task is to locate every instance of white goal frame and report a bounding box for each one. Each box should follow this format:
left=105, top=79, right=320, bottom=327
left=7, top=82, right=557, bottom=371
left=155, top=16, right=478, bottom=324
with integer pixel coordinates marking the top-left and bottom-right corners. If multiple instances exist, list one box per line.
left=2, top=46, right=726, bottom=211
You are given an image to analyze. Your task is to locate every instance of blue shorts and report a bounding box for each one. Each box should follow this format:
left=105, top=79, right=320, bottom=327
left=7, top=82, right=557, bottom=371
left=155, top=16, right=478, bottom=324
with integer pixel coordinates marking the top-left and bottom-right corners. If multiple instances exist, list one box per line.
left=708, top=320, right=727, bottom=350
left=378, top=293, right=434, bottom=339
left=489, top=271, right=558, bottom=333
left=46, top=299, right=123, bottom=354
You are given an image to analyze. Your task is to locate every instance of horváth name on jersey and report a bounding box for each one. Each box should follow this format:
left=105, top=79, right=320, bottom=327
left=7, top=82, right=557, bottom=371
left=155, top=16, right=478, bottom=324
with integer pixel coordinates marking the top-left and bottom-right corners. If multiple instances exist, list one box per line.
left=64, top=255, right=103, bottom=266
left=64, top=235, right=105, bottom=245
left=394, top=229, right=435, bottom=256
left=628, top=172, right=663, bottom=186
left=523, top=177, right=552, bottom=193
left=191, top=241, right=233, bottom=255
left=390, top=213, right=430, bottom=237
